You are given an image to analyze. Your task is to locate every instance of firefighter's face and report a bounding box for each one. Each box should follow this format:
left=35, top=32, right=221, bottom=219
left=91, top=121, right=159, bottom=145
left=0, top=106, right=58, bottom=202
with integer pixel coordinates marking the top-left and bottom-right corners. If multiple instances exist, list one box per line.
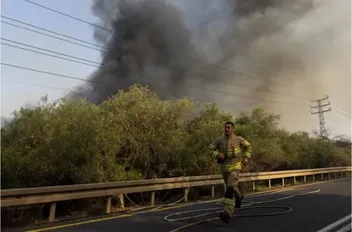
left=224, top=124, right=234, bottom=135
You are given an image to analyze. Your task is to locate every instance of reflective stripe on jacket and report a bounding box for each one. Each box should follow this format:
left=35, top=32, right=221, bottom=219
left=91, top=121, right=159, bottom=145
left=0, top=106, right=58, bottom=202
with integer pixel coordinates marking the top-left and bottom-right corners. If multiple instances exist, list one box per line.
left=208, top=134, right=252, bottom=172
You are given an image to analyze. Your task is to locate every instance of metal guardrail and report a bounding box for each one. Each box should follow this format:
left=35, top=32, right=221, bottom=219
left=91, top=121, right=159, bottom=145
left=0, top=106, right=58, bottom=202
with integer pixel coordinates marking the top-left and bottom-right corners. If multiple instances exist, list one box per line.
left=1, top=166, right=351, bottom=223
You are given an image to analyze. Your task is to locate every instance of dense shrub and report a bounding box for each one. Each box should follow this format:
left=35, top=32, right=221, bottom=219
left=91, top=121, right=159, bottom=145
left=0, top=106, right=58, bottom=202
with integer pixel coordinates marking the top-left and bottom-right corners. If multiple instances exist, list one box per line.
left=1, top=85, right=351, bottom=189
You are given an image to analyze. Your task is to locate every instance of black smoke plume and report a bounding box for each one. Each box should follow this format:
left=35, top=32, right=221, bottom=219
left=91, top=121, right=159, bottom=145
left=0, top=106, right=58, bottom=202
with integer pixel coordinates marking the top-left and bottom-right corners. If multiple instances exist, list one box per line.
left=69, top=0, right=196, bottom=104
left=68, top=0, right=350, bottom=133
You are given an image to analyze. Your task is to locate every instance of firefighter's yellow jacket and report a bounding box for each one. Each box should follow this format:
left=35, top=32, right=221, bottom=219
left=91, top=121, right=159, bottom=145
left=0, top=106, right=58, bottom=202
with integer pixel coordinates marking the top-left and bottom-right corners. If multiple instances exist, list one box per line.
left=208, top=134, right=252, bottom=172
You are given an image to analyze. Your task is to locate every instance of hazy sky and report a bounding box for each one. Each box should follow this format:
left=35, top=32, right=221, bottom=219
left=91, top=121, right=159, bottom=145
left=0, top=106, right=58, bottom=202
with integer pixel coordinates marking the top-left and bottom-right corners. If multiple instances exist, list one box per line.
left=1, top=0, right=98, bottom=114
left=1, top=0, right=351, bottom=138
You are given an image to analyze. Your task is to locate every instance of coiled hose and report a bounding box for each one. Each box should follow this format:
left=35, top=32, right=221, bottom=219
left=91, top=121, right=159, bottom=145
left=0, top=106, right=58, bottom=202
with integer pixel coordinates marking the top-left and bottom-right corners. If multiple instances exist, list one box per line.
left=123, top=183, right=320, bottom=232
left=164, top=188, right=320, bottom=232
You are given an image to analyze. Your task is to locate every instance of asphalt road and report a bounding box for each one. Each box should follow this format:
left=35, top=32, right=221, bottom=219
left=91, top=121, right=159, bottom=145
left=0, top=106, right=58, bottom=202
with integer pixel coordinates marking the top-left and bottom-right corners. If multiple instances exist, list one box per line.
left=28, top=178, right=351, bottom=232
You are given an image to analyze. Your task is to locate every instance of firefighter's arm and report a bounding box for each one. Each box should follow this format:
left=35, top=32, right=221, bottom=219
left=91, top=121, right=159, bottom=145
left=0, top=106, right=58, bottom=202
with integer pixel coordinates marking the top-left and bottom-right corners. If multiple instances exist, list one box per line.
left=241, top=138, right=252, bottom=164
left=208, top=138, right=221, bottom=160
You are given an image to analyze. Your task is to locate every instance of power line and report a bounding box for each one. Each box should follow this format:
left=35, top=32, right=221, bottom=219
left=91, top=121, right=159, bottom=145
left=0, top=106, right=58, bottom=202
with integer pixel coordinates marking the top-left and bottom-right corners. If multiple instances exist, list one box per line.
left=1, top=62, right=309, bottom=107
left=1, top=42, right=101, bottom=68
left=336, top=110, right=352, bottom=119
left=3, top=3, right=311, bottom=106
left=331, top=96, right=351, bottom=107
left=1, top=16, right=107, bottom=50
left=1, top=38, right=104, bottom=67
left=2, top=37, right=310, bottom=102
left=335, top=106, right=351, bottom=117
left=2, top=80, right=70, bottom=91
left=1, top=63, right=106, bottom=86
left=329, top=117, right=351, bottom=127
left=1, top=21, right=102, bottom=52
left=20, top=1, right=309, bottom=94
left=329, top=119, right=343, bottom=128
left=24, top=0, right=111, bottom=32
left=2, top=18, right=270, bottom=89
left=331, top=97, right=351, bottom=116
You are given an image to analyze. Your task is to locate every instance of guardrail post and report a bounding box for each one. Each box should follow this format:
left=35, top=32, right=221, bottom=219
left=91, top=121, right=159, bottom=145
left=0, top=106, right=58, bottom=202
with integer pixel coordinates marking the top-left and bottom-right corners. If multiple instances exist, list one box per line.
left=304, top=176, right=306, bottom=183
left=184, top=188, right=189, bottom=202
left=106, top=196, right=112, bottom=214
left=151, top=192, right=155, bottom=206
left=282, top=178, right=285, bottom=187
left=321, top=174, right=323, bottom=181
left=252, top=181, right=256, bottom=191
left=49, top=202, right=56, bottom=222
left=211, top=186, right=215, bottom=197
left=293, top=176, right=296, bottom=185
left=268, top=179, right=271, bottom=188
left=312, top=175, right=315, bottom=182
left=119, top=194, right=125, bottom=210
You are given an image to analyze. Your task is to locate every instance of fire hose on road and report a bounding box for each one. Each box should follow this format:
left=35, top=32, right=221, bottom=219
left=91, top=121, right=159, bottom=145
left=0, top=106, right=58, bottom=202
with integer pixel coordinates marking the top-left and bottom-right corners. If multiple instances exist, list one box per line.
left=164, top=188, right=320, bottom=231
left=125, top=187, right=321, bottom=232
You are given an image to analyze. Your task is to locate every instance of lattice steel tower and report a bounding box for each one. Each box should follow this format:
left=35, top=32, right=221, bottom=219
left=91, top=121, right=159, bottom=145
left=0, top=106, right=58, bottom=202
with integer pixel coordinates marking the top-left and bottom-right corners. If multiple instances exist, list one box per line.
left=310, top=96, right=331, bottom=137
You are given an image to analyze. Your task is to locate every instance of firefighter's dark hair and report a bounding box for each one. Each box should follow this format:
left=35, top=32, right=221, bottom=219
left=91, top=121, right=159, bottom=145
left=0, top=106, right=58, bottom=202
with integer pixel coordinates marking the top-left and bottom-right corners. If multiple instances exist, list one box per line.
left=224, top=122, right=234, bottom=127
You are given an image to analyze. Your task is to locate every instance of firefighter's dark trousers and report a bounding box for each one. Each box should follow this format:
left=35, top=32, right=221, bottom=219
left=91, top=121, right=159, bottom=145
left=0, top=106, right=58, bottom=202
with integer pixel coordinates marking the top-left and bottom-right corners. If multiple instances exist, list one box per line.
left=222, top=170, right=244, bottom=215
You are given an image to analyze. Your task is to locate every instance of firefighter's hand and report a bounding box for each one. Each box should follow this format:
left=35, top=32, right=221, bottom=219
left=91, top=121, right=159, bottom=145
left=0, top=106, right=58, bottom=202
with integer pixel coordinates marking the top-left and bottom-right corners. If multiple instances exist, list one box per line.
left=217, top=153, right=225, bottom=160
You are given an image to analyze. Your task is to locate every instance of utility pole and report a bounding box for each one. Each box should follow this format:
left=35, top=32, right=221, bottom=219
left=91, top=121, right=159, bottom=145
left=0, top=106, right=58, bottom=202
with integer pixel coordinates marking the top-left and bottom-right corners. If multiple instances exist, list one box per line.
left=310, top=96, right=331, bottom=138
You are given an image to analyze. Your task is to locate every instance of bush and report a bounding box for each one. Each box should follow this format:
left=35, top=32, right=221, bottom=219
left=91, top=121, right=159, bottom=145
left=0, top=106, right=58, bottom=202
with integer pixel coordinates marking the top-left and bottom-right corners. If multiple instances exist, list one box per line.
left=1, top=84, right=351, bottom=189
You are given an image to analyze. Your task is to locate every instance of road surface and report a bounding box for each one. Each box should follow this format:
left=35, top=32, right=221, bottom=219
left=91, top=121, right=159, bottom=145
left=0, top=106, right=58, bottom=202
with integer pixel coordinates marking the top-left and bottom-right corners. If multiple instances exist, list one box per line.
left=27, top=178, right=351, bottom=232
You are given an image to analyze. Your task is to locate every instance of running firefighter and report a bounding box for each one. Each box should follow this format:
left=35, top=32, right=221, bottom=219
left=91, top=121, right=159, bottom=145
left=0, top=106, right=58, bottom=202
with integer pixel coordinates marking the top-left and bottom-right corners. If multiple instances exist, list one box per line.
left=208, top=121, right=252, bottom=224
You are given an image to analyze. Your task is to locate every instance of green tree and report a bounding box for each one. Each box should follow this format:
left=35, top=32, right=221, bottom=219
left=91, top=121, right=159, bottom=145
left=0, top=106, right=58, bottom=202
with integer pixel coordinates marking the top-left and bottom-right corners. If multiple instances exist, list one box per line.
left=1, top=85, right=350, bottom=189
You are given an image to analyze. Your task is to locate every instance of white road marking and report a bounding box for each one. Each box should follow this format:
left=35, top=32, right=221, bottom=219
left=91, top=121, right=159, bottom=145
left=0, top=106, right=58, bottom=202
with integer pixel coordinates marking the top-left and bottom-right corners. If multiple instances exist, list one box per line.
left=316, top=214, right=351, bottom=232
left=336, top=223, right=351, bottom=232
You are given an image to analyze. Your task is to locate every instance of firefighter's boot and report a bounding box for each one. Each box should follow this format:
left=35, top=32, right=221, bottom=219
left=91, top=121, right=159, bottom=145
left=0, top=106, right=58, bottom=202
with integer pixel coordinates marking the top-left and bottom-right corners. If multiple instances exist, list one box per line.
left=219, top=211, right=231, bottom=224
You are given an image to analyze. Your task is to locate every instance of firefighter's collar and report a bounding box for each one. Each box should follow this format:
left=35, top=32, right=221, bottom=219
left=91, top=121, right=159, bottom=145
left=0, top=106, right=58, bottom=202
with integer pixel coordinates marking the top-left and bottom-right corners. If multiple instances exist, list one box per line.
left=224, top=133, right=235, bottom=139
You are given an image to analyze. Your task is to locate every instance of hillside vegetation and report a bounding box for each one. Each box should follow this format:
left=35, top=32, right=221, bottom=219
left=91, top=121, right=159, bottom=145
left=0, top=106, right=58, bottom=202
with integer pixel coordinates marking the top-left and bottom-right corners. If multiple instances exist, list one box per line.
left=1, top=85, right=351, bottom=189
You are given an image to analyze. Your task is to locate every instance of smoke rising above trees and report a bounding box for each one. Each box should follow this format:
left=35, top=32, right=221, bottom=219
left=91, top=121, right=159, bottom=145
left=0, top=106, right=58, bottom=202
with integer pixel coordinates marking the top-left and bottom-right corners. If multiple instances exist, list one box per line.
left=64, top=0, right=350, bottom=133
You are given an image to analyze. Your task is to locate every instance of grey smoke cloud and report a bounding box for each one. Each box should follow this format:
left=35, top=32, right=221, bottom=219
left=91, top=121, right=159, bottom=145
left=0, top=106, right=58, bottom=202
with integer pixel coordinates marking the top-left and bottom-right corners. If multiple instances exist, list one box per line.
left=68, top=0, right=350, bottom=133
left=69, top=0, right=196, bottom=103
